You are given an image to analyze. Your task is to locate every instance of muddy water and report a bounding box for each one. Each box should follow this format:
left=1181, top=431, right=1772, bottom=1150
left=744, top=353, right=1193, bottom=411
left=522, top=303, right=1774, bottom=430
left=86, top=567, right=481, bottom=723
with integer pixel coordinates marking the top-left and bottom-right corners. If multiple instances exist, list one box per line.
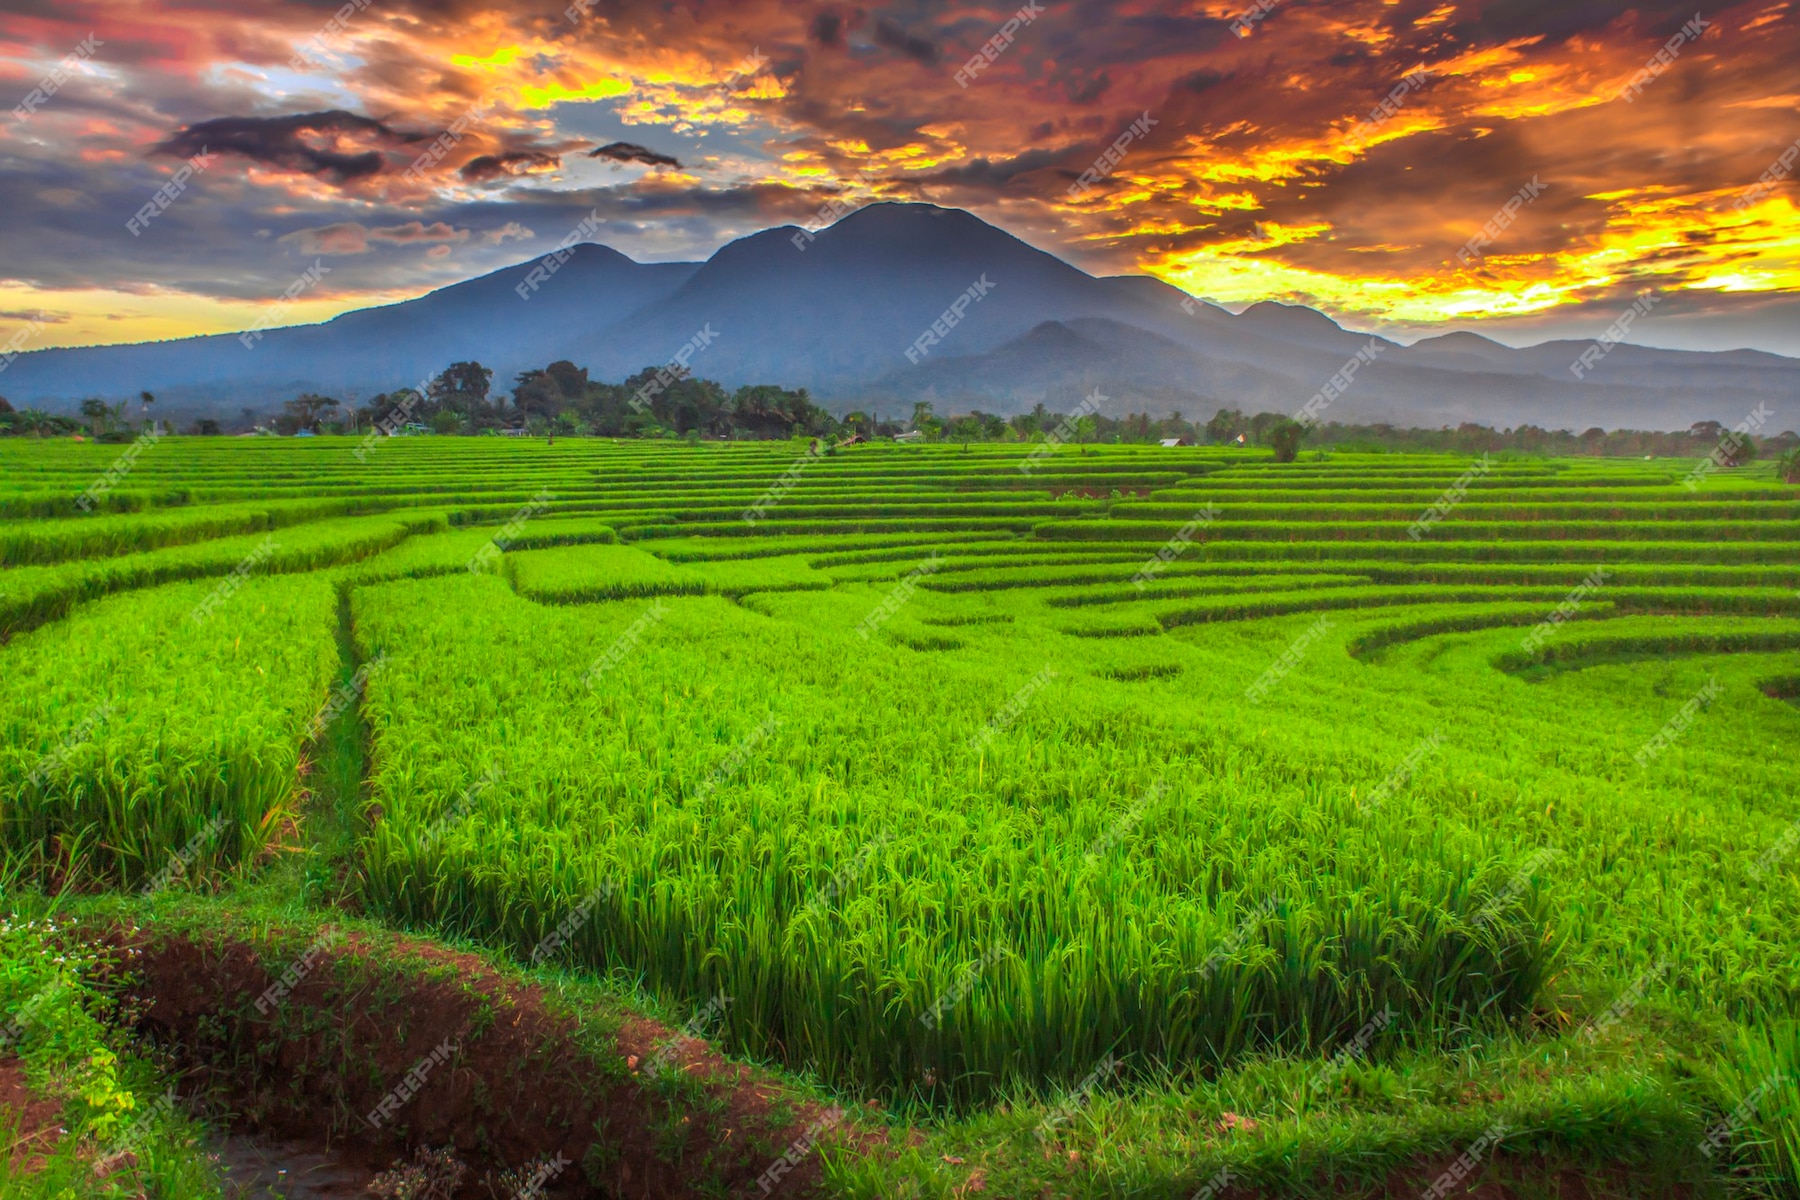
left=213, top=1131, right=376, bottom=1199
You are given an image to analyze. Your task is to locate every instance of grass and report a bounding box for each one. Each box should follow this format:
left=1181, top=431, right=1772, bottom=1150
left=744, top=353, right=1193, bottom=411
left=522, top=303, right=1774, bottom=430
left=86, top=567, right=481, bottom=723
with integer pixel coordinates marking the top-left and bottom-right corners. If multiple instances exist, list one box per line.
left=0, top=435, right=1795, bottom=1196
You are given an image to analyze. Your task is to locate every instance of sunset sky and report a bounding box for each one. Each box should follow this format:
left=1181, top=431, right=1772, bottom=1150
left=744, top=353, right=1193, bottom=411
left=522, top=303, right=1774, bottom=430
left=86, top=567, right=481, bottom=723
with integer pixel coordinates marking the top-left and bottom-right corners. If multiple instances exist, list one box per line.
left=2, top=0, right=1798, bottom=357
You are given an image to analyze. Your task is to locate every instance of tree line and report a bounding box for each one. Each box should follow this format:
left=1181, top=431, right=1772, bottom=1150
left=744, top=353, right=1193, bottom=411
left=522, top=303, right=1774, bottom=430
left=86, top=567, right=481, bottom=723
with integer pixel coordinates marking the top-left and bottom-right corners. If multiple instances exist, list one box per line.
left=3, top=367, right=1797, bottom=480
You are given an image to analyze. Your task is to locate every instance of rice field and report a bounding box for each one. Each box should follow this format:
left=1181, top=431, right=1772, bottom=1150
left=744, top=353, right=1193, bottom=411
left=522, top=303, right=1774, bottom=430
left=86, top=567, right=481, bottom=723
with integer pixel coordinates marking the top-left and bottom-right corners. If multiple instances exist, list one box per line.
left=3, top=433, right=1798, bottom=1196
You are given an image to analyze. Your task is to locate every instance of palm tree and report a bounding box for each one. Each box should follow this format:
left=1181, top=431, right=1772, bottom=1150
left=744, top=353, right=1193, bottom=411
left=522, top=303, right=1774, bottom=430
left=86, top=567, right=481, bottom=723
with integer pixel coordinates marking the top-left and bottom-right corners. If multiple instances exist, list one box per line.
left=18, top=408, right=55, bottom=438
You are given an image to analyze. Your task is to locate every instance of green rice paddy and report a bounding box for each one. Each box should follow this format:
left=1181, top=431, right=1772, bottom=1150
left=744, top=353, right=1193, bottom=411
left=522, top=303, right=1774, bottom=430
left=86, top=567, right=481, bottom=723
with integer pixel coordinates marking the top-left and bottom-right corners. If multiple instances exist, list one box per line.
left=2, top=434, right=1797, bottom=1197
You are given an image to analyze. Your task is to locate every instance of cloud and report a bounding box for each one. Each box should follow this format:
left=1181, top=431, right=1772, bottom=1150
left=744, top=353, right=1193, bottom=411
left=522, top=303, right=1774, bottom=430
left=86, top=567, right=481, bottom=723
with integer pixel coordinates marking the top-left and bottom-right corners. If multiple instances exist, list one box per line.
left=279, top=220, right=470, bottom=255
left=480, top=222, right=534, bottom=244
left=873, top=17, right=940, bottom=65
left=154, top=111, right=427, bottom=183
left=460, top=151, right=562, bottom=181
left=587, top=141, right=682, bottom=169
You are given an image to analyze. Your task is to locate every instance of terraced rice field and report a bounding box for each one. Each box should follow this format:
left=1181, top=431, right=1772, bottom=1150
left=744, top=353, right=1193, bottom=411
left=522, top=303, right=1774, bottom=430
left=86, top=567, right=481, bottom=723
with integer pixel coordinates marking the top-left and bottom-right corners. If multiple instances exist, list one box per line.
left=3, top=435, right=1798, bottom=1198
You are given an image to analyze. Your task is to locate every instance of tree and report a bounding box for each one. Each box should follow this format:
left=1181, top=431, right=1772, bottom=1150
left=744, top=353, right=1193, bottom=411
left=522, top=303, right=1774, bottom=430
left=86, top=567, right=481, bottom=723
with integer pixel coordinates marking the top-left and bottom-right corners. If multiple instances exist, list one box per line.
left=431, top=362, right=494, bottom=415
left=1689, top=420, right=1724, bottom=442
left=17, top=408, right=55, bottom=437
left=1266, top=418, right=1309, bottom=463
left=0, top=394, right=11, bottom=414
left=1780, top=448, right=1800, bottom=484
left=1719, top=433, right=1757, bottom=467
left=1206, top=408, right=1245, bottom=443
left=193, top=418, right=222, bottom=435
left=80, top=398, right=111, bottom=436
left=276, top=393, right=339, bottom=434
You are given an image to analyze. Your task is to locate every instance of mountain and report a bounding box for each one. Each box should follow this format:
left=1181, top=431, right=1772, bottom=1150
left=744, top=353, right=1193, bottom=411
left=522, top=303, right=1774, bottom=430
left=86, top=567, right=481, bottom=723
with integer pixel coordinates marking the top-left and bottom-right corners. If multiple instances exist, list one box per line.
left=4, top=202, right=1797, bottom=433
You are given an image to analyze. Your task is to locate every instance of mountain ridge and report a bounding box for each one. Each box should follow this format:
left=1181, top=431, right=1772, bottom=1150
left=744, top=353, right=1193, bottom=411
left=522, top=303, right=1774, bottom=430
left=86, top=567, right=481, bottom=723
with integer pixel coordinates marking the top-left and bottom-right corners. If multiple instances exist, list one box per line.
left=3, top=202, right=1795, bottom=432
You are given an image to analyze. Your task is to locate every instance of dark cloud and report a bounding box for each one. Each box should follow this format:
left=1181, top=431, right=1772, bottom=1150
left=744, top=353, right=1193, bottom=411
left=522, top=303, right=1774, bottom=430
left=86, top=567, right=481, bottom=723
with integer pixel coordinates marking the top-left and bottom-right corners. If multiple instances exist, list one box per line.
left=587, top=142, right=682, bottom=168
left=873, top=17, right=938, bottom=65
left=460, top=151, right=562, bottom=181
left=1179, top=69, right=1228, bottom=94
left=810, top=9, right=849, bottom=47
left=912, top=149, right=1066, bottom=191
left=155, top=110, right=427, bottom=182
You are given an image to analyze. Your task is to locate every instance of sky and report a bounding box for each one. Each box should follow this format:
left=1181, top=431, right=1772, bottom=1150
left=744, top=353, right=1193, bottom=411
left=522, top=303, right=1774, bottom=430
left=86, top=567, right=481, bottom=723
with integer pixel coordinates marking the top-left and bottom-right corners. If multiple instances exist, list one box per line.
left=2, top=0, right=1798, bottom=359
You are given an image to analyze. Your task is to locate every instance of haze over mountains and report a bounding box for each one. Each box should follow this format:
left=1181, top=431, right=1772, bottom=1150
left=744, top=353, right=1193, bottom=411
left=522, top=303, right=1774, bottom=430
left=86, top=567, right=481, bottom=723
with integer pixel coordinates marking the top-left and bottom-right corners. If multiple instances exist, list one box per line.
left=7, top=203, right=1796, bottom=432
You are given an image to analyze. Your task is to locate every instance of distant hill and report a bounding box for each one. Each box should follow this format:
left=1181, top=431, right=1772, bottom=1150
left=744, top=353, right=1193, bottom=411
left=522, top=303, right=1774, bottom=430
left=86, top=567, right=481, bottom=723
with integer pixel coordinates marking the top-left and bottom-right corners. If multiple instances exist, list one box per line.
left=4, top=202, right=1796, bottom=432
